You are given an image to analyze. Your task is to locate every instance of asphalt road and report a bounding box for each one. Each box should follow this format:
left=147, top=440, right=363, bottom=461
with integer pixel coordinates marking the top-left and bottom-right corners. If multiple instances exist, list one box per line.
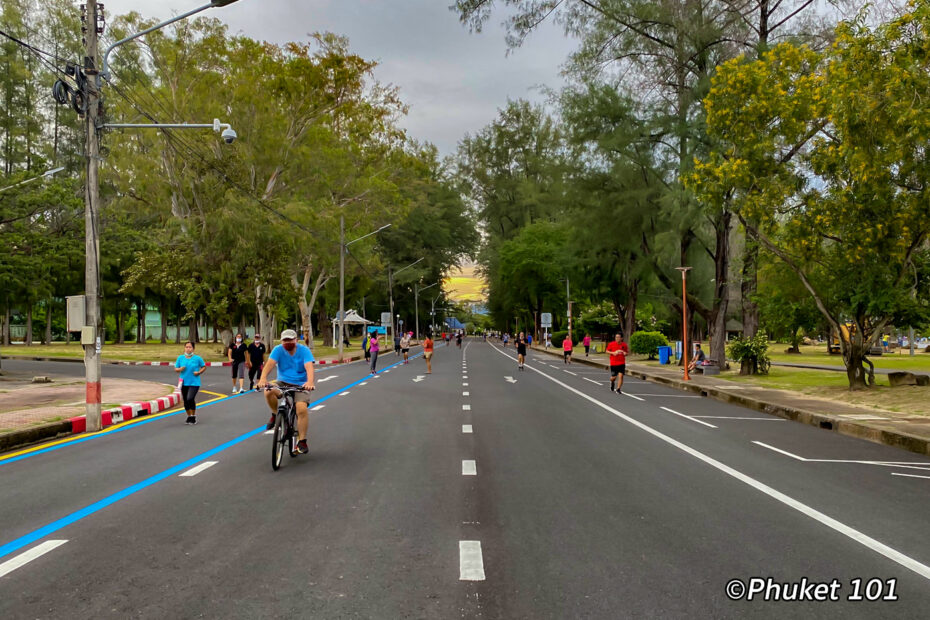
left=2, top=340, right=930, bottom=618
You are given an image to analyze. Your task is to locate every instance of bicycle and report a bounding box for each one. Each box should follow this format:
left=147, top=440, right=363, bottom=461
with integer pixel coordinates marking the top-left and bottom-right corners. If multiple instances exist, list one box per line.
left=263, top=385, right=311, bottom=471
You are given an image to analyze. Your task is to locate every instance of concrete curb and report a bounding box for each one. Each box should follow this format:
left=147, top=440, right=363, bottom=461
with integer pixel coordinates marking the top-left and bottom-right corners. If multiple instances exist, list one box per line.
left=529, top=346, right=930, bottom=458
left=3, top=354, right=363, bottom=366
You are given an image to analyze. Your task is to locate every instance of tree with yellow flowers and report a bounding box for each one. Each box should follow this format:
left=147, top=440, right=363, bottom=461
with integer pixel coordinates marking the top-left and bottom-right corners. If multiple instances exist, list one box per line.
left=691, top=7, right=930, bottom=389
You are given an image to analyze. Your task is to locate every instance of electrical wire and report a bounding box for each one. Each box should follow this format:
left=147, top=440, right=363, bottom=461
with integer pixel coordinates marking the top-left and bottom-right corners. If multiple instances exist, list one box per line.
left=0, top=28, right=76, bottom=65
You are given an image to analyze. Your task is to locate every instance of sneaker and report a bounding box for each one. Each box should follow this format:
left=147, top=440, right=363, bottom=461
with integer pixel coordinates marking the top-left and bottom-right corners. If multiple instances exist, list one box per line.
left=610, top=385, right=615, bottom=392
left=616, top=389, right=622, bottom=395
left=232, top=388, right=238, bottom=394
left=185, top=415, right=194, bottom=424
left=190, top=415, right=197, bottom=424
left=297, top=439, right=309, bottom=454
left=266, top=415, right=276, bottom=430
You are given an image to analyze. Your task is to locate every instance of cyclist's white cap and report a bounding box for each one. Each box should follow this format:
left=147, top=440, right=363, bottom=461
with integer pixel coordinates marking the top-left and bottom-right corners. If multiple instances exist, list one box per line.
left=280, top=329, right=298, bottom=340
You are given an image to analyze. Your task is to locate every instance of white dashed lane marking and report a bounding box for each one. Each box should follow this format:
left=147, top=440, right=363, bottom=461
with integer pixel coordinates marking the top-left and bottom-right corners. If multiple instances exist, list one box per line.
left=462, top=425, right=473, bottom=433
left=0, top=540, right=68, bottom=579
left=462, top=404, right=471, bottom=411
left=462, top=460, right=477, bottom=475
left=660, top=406, right=717, bottom=428
left=459, top=541, right=486, bottom=581
left=311, top=405, right=325, bottom=411
left=179, top=461, right=218, bottom=477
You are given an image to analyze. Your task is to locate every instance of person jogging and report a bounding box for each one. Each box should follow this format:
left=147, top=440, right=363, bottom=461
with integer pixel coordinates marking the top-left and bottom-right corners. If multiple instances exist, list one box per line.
left=423, top=333, right=434, bottom=374
left=563, top=333, right=574, bottom=364
left=516, top=331, right=527, bottom=370
left=175, top=341, right=206, bottom=425
left=229, top=333, right=247, bottom=394
left=606, top=333, right=630, bottom=394
left=400, top=331, right=411, bottom=364
left=369, top=330, right=381, bottom=374
left=246, top=334, right=266, bottom=391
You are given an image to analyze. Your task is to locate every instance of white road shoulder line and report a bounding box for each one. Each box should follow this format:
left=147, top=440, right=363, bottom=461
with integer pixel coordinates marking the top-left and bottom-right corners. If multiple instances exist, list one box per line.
left=0, top=540, right=68, bottom=579
left=180, top=461, right=218, bottom=477
left=488, top=342, right=930, bottom=582
left=463, top=424, right=473, bottom=433
left=462, top=460, right=477, bottom=475
left=459, top=540, right=486, bottom=581
left=660, top=406, right=717, bottom=428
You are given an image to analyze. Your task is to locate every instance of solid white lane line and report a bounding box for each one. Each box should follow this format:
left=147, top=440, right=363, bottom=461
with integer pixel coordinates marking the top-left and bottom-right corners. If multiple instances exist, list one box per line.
left=459, top=541, right=486, bottom=581
left=339, top=391, right=350, bottom=396
left=624, top=393, right=645, bottom=401
left=489, top=342, right=930, bottom=582
left=179, top=461, right=218, bottom=477
left=463, top=425, right=473, bottom=433
left=311, top=405, right=325, bottom=411
left=695, top=416, right=783, bottom=421
left=660, top=406, right=717, bottom=429
left=463, top=391, right=470, bottom=396
left=583, top=377, right=601, bottom=385
left=462, top=404, right=471, bottom=411
left=892, top=472, right=930, bottom=480
left=462, top=460, right=477, bottom=475
left=0, top=540, right=68, bottom=579
left=564, top=370, right=577, bottom=376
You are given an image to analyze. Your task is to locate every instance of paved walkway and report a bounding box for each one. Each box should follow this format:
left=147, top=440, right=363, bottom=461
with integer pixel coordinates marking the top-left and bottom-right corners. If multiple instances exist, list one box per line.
left=529, top=344, right=930, bottom=456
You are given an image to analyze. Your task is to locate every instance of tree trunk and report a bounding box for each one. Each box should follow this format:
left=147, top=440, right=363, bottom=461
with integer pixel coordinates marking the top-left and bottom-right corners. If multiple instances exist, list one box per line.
left=320, top=307, right=333, bottom=347
left=25, top=304, right=33, bottom=345
left=256, top=285, right=275, bottom=340
left=624, top=281, right=638, bottom=342
left=741, top=233, right=760, bottom=338
left=44, top=298, right=52, bottom=344
left=117, top=305, right=125, bottom=344
left=3, top=305, right=10, bottom=345
left=160, top=298, right=168, bottom=344
left=190, top=317, right=198, bottom=344
left=844, top=343, right=872, bottom=390
left=137, top=301, right=145, bottom=343
left=295, top=266, right=330, bottom=349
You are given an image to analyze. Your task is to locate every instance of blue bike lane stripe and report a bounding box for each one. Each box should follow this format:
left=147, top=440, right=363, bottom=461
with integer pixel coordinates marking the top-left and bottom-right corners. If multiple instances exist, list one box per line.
left=0, top=361, right=354, bottom=467
left=0, top=355, right=419, bottom=561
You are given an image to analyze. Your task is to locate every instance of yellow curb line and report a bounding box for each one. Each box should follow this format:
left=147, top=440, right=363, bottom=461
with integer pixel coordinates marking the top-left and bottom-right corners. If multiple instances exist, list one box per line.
left=0, top=390, right=228, bottom=462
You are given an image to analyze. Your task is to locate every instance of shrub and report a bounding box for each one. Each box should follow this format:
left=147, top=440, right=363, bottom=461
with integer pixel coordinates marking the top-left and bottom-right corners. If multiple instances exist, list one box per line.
left=727, top=331, right=771, bottom=375
left=551, top=330, right=569, bottom=348
left=629, top=331, right=669, bottom=359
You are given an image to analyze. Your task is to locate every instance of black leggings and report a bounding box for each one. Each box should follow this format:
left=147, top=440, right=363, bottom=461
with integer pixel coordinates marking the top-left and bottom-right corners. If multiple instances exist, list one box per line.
left=248, top=364, right=262, bottom=385
left=181, top=385, right=200, bottom=412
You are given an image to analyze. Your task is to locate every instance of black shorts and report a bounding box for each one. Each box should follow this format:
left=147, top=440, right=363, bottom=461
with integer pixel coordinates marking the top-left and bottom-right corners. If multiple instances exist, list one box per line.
left=517, top=346, right=526, bottom=356
left=402, top=348, right=409, bottom=353
left=563, top=350, right=572, bottom=359
left=610, top=364, right=626, bottom=377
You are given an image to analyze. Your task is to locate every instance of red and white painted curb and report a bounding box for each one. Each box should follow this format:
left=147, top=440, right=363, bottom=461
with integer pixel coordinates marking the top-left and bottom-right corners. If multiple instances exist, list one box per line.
left=69, top=389, right=182, bottom=434
left=114, top=357, right=362, bottom=366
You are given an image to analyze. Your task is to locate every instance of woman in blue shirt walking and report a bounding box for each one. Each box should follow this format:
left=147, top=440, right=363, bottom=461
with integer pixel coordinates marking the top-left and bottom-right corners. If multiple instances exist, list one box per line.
left=175, top=341, right=206, bottom=425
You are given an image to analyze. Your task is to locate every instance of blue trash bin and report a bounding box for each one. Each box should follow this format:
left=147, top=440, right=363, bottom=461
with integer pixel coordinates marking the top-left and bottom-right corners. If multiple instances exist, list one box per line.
left=658, top=346, right=671, bottom=365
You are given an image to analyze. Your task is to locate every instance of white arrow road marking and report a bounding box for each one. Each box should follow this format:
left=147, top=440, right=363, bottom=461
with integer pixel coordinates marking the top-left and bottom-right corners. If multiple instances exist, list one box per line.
left=412, top=376, right=425, bottom=383
left=459, top=541, right=485, bottom=581
left=0, top=540, right=68, bottom=578
left=180, top=461, right=218, bottom=477
left=462, top=460, right=477, bottom=475
left=504, top=376, right=517, bottom=384
left=462, top=425, right=473, bottom=433
left=316, top=375, right=339, bottom=383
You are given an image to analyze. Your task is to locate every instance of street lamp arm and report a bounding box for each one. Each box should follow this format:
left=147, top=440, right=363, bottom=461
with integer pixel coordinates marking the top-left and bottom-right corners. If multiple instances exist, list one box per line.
left=100, top=1, right=240, bottom=81
left=0, top=167, right=65, bottom=194
left=393, top=257, right=424, bottom=277
left=346, top=223, right=391, bottom=248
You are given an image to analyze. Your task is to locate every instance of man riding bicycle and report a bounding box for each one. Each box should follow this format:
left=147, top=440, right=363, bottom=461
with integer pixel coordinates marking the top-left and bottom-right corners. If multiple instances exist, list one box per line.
left=256, top=329, right=315, bottom=454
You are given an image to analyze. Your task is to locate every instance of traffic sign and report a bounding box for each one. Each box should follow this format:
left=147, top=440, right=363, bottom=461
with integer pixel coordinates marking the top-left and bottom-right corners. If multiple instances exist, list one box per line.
left=381, top=312, right=391, bottom=325
left=541, top=312, right=552, bottom=327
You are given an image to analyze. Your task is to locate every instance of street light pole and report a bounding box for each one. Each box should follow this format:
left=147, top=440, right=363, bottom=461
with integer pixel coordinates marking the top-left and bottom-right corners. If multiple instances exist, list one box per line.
left=81, top=0, right=240, bottom=432
left=340, top=222, right=390, bottom=362
left=388, top=257, right=423, bottom=343
left=676, top=267, right=693, bottom=381
left=415, top=281, right=438, bottom=340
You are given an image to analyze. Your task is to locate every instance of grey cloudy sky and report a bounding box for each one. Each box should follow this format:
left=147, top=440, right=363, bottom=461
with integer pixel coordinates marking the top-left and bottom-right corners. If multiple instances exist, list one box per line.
left=109, top=0, right=577, bottom=155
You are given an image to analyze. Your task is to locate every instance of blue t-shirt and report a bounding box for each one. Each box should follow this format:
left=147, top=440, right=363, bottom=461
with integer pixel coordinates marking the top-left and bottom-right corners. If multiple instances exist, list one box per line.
left=270, top=343, right=315, bottom=384
left=175, top=354, right=206, bottom=386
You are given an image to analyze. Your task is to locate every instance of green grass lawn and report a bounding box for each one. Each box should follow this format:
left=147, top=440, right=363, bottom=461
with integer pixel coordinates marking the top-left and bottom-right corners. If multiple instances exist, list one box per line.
left=1, top=340, right=353, bottom=362
left=768, top=344, right=930, bottom=372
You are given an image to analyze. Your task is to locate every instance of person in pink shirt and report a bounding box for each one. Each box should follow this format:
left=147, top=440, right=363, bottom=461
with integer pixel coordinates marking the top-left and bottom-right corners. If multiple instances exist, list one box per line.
left=563, top=333, right=573, bottom=364
left=583, top=333, right=592, bottom=357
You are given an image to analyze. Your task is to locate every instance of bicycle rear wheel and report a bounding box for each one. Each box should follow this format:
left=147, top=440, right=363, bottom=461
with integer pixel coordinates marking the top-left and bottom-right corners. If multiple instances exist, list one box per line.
left=272, top=411, right=287, bottom=470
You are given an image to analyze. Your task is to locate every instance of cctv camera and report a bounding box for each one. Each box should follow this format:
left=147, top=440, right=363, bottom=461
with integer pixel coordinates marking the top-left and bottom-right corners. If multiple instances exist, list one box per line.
left=221, top=127, right=237, bottom=144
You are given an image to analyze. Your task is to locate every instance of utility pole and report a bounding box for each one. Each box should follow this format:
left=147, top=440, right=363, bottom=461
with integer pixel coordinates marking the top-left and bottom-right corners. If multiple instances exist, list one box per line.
left=676, top=267, right=692, bottom=381
left=388, top=266, right=394, bottom=345
left=83, top=0, right=103, bottom=431
left=338, top=215, right=345, bottom=362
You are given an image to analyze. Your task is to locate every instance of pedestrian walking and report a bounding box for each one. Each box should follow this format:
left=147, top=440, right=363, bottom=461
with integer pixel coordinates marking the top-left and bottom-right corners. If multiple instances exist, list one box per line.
left=401, top=331, right=411, bottom=364
left=503, top=333, right=509, bottom=347
left=423, top=332, right=434, bottom=374
left=363, top=331, right=371, bottom=364
left=229, top=333, right=247, bottom=394
left=394, top=332, right=402, bottom=356
left=246, top=334, right=266, bottom=391
left=583, top=333, right=592, bottom=357
left=516, top=331, right=527, bottom=370
left=369, top=330, right=381, bottom=374
left=606, top=333, right=630, bottom=394
left=456, top=332, right=462, bottom=348
left=175, top=341, right=206, bottom=425
left=563, top=333, right=573, bottom=364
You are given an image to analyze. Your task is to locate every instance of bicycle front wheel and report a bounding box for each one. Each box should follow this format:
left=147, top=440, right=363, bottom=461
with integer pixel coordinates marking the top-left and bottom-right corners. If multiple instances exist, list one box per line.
left=272, top=411, right=287, bottom=470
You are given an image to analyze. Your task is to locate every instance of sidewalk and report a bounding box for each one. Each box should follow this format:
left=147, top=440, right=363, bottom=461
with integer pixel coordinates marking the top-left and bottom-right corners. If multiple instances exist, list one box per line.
left=531, top=345, right=930, bottom=457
